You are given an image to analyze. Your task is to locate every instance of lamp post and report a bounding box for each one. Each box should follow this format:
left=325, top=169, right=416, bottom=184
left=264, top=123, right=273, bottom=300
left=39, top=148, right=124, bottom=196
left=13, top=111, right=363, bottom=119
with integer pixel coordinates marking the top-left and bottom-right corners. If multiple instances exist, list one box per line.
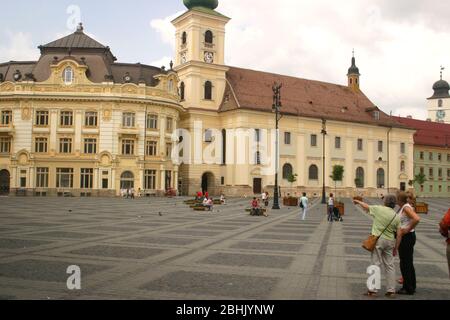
left=272, top=82, right=283, bottom=210
left=321, top=119, right=327, bottom=204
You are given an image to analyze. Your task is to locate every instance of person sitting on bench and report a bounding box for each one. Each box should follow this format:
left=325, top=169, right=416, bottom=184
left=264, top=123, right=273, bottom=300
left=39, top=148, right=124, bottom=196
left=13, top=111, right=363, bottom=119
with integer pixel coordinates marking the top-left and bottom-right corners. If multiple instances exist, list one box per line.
left=204, top=198, right=214, bottom=211
left=251, top=197, right=261, bottom=216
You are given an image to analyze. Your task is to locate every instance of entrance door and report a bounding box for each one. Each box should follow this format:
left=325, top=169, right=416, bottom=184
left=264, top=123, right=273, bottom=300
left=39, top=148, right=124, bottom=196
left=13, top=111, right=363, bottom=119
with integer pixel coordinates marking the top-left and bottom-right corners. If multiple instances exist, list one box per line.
left=0, top=170, right=10, bottom=195
left=253, top=178, right=262, bottom=195
left=400, top=182, right=406, bottom=192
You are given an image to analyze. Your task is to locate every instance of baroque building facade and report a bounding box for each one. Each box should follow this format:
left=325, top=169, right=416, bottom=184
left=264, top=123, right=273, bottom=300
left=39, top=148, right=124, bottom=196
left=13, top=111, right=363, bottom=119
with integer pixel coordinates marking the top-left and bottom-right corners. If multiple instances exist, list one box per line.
left=0, top=24, right=182, bottom=197
left=0, top=0, right=418, bottom=198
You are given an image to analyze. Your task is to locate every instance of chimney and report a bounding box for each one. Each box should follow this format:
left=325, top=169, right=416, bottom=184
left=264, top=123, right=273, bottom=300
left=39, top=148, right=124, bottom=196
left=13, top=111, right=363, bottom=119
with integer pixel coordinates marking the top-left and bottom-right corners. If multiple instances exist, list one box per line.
left=407, top=115, right=412, bottom=119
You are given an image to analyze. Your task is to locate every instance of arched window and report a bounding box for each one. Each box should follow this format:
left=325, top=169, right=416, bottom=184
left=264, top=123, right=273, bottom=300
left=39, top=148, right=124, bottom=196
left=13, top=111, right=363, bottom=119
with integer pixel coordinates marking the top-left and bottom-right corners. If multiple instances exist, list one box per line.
left=205, top=30, right=213, bottom=44
left=355, top=167, right=364, bottom=188
left=120, top=171, right=134, bottom=190
left=377, top=168, right=385, bottom=188
left=204, top=81, right=212, bottom=100
left=168, top=79, right=174, bottom=93
left=182, top=31, right=187, bottom=45
left=400, top=161, right=405, bottom=172
left=180, top=82, right=185, bottom=100
left=282, top=163, right=293, bottom=180
left=309, top=165, right=318, bottom=180
left=63, top=67, right=74, bottom=84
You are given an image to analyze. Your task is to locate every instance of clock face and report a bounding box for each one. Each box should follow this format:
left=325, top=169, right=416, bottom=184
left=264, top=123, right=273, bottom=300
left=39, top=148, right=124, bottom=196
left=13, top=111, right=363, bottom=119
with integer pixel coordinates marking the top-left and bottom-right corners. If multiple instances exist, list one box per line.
left=204, top=52, right=214, bottom=64
left=180, top=52, right=187, bottom=64
left=436, top=110, right=446, bottom=119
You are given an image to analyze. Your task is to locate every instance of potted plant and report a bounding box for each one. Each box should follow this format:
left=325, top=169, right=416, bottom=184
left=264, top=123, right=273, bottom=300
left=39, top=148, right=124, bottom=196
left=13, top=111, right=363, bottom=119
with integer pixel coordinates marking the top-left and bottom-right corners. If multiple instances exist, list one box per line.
left=330, top=165, right=345, bottom=216
left=413, top=173, right=428, bottom=214
left=283, top=173, right=299, bottom=206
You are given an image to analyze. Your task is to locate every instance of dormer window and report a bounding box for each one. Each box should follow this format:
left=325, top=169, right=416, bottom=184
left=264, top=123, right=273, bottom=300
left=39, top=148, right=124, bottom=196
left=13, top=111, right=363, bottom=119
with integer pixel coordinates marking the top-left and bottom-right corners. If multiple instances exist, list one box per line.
left=63, top=67, right=74, bottom=85
left=205, top=30, right=213, bottom=44
left=373, top=111, right=380, bottom=120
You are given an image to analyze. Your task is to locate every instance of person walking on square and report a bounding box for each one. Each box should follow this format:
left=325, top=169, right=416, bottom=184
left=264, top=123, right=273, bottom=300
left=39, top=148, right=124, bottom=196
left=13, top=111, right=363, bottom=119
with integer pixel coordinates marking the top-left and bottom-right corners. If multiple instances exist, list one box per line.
left=300, top=193, right=309, bottom=221
left=439, top=208, right=450, bottom=278
left=396, top=192, right=421, bottom=295
left=354, top=195, right=401, bottom=297
left=328, top=193, right=335, bottom=222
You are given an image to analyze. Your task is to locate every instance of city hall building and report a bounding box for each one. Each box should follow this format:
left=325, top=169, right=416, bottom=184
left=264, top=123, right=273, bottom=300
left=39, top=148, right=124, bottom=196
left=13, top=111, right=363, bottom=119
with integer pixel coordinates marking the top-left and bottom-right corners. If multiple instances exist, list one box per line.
left=0, top=0, right=416, bottom=197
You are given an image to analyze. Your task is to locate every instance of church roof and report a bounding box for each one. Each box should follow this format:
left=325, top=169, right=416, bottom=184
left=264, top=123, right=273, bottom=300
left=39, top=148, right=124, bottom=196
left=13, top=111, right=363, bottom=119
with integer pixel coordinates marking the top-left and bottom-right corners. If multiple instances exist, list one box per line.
left=393, top=116, right=450, bottom=148
left=221, top=66, right=407, bottom=128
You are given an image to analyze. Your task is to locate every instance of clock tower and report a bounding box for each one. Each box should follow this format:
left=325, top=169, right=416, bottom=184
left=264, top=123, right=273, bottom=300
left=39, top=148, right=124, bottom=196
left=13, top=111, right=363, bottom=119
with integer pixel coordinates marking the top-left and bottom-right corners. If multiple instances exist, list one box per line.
left=427, top=68, right=450, bottom=123
left=172, top=0, right=230, bottom=110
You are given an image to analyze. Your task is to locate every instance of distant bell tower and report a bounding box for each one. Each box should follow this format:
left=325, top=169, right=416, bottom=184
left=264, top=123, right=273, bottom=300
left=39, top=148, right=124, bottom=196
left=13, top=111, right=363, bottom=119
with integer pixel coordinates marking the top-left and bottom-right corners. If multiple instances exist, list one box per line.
left=427, top=67, right=450, bottom=123
left=347, top=51, right=360, bottom=92
left=172, top=0, right=230, bottom=110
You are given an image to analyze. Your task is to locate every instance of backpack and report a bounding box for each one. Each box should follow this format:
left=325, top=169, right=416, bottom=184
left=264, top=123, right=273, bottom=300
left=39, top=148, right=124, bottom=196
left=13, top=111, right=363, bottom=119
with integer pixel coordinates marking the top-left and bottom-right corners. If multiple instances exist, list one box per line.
left=299, top=199, right=304, bottom=209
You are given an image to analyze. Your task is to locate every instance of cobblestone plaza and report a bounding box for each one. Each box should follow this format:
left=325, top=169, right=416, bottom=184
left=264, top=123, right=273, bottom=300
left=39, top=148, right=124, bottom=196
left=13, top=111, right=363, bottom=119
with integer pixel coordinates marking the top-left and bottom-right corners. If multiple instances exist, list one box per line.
left=0, top=196, right=449, bottom=300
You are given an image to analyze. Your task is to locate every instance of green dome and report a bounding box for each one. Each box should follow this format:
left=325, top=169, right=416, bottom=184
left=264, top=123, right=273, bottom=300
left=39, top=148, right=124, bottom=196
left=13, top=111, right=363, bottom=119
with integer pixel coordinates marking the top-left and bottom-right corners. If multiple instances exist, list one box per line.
left=183, top=0, right=218, bottom=10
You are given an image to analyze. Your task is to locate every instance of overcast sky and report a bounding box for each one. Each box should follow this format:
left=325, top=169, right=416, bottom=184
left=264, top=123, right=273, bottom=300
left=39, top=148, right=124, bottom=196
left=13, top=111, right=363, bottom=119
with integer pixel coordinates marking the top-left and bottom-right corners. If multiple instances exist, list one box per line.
left=1, top=0, right=449, bottom=120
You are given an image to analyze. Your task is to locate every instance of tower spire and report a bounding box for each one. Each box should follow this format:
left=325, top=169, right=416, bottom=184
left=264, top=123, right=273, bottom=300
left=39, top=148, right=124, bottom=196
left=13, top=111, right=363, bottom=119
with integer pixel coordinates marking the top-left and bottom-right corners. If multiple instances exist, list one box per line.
left=347, top=50, right=360, bottom=92
left=441, top=66, right=445, bottom=80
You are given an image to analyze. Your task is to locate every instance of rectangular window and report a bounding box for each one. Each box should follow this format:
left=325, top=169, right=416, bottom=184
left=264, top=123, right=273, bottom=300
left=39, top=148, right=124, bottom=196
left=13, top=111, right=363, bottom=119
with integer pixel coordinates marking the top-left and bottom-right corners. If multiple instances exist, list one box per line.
left=35, top=137, right=48, bottom=153
left=60, top=111, right=73, bottom=126
left=122, top=139, right=135, bottom=155
left=166, top=143, right=172, bottom=157
left=400, top=143, right=406, bottom=154
left=35, top=111, right=49, bottom=126
left=429, top=152, right=433, bottom=161
left=144, top=170, right=157, bottom=190
left=429, top=168, right=434, bottom=178
left=205, top=129, right=213, bottom=142
left=255, top=129, right=261, bottom=143
left=122, top=113, right=135, bottom=128
left=56, top=168, right=73, bottom=188
left=59, top=138, right=72, bottom=153
left=438, top=153, right=442, bottom=161
left=311, top=135, right=317, bottom=147
left=378, top=141, right=383, bottom=153
left=147, top=114, right=158, bottom=129
left=357, top=139, right=363, bottom=151
left=85, top=112, right=98, bottom=127
left=335, top=137, right=341, bottom=149
left=80, top=168, right=93, bottom=189
left=102, top=178, right=108, bottom=189
left=284, top=132, right=291, bottom=145
left=36, top=167, right=49, bottom=188
left=146, top=141, right=158, bottom=156
left=438, top=168, right=443, bottom=178
left=420, top=152, right=424, bottom=160
left=0, top=137, right=11, bottom=153
left=83, top=138, right=97, bottom=154
left=166, top=117, right=173, bottom=133
left=420, top=167, right=424, bottom=175
left=1, top=110, right=12, bottom=125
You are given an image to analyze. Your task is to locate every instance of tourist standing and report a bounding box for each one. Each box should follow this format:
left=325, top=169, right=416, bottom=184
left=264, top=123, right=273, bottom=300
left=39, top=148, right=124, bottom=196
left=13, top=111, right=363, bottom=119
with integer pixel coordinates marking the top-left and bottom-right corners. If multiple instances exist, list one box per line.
left=328, top=193, right=335, bottom=222
left=354, top=195, right=401, bottom=297
left=220, top=194, right=226, bottom=205
left=439, top=209, right=450, bottom=278
left=396, top=192, right=421, bottom=295
left=300, top=193, right=309, bottom=221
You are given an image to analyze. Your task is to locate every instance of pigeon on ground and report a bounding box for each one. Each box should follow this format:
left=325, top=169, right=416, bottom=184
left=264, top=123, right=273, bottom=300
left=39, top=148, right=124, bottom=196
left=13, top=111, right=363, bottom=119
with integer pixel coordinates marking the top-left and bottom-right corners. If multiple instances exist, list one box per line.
left=159, top=212, right=162, bottom=216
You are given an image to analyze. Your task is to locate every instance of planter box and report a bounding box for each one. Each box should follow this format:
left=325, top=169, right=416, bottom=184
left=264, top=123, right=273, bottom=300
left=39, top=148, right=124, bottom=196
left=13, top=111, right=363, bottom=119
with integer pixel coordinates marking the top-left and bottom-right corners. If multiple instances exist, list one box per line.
left=416, top=202, right=428, bottom=215
left=335, top=202, right=345, bottom=216
left=283, top=197, right=298, bottom=207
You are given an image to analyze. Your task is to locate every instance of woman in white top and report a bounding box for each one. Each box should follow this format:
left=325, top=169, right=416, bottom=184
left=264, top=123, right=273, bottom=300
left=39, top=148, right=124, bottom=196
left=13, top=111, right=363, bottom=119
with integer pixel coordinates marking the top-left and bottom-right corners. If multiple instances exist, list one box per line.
left=328, top=193, right=335, bottom=222
left=395, top=192, right=421, bottom=295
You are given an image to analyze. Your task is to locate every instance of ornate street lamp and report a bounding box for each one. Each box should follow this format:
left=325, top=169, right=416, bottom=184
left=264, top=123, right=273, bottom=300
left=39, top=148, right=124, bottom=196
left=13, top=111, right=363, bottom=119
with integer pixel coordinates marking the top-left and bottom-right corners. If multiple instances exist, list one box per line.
left=272, top=82, right=283, bottom=210
left=321, top=119, right=327, bottom=204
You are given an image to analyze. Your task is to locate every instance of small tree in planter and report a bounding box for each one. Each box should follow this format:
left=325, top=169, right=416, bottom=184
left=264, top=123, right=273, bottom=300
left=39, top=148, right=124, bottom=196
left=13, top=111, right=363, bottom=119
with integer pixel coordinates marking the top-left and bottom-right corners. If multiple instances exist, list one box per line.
left=330, top=165, right=345, bottom=215
left=413, top=173, right=428, bottom=214
left=283, top=173, right=299, bottom=206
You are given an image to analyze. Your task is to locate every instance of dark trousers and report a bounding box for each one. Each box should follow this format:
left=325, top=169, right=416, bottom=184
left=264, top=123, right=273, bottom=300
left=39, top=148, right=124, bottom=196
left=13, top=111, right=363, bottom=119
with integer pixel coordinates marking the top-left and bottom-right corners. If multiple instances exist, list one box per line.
left=399, top=231, right=417, bottom=293
left=328, top=205, right=334, bottom=221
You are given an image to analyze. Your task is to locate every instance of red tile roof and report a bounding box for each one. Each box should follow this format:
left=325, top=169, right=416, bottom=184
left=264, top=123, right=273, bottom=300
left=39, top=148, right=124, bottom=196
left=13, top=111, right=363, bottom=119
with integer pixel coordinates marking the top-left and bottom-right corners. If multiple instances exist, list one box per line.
left=221, top=66, right=408, bottom=128
left=393, top=116, right=450, bottom=148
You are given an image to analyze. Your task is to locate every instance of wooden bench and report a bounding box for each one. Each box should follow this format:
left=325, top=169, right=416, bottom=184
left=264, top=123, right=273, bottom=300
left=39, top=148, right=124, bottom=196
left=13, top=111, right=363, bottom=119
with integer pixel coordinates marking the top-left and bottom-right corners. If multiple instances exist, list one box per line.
left=246, top=208, right=267, bottom=215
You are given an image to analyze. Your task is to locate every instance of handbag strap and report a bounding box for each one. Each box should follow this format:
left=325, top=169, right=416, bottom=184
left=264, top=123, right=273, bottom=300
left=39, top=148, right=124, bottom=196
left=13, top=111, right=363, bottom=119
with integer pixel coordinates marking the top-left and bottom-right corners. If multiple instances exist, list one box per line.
left=378, top=212, right=397, bottom=238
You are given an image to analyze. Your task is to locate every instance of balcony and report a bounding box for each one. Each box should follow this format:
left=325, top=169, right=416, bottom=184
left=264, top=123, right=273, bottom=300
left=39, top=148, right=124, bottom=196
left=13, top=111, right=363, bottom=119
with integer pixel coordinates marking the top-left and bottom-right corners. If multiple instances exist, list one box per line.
left=0, top=124, right=14, bottom=134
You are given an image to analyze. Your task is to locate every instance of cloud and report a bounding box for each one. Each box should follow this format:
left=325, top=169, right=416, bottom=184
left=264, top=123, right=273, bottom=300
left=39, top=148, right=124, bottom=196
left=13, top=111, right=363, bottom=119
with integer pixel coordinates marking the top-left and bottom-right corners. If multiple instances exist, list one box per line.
left=150, top=11, right=184, bottom=48
left=150, top=56, right=173, bottom=69
left=0, top=31, right=39, bottom=62
left=152, top=0, right=450, bottom=120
